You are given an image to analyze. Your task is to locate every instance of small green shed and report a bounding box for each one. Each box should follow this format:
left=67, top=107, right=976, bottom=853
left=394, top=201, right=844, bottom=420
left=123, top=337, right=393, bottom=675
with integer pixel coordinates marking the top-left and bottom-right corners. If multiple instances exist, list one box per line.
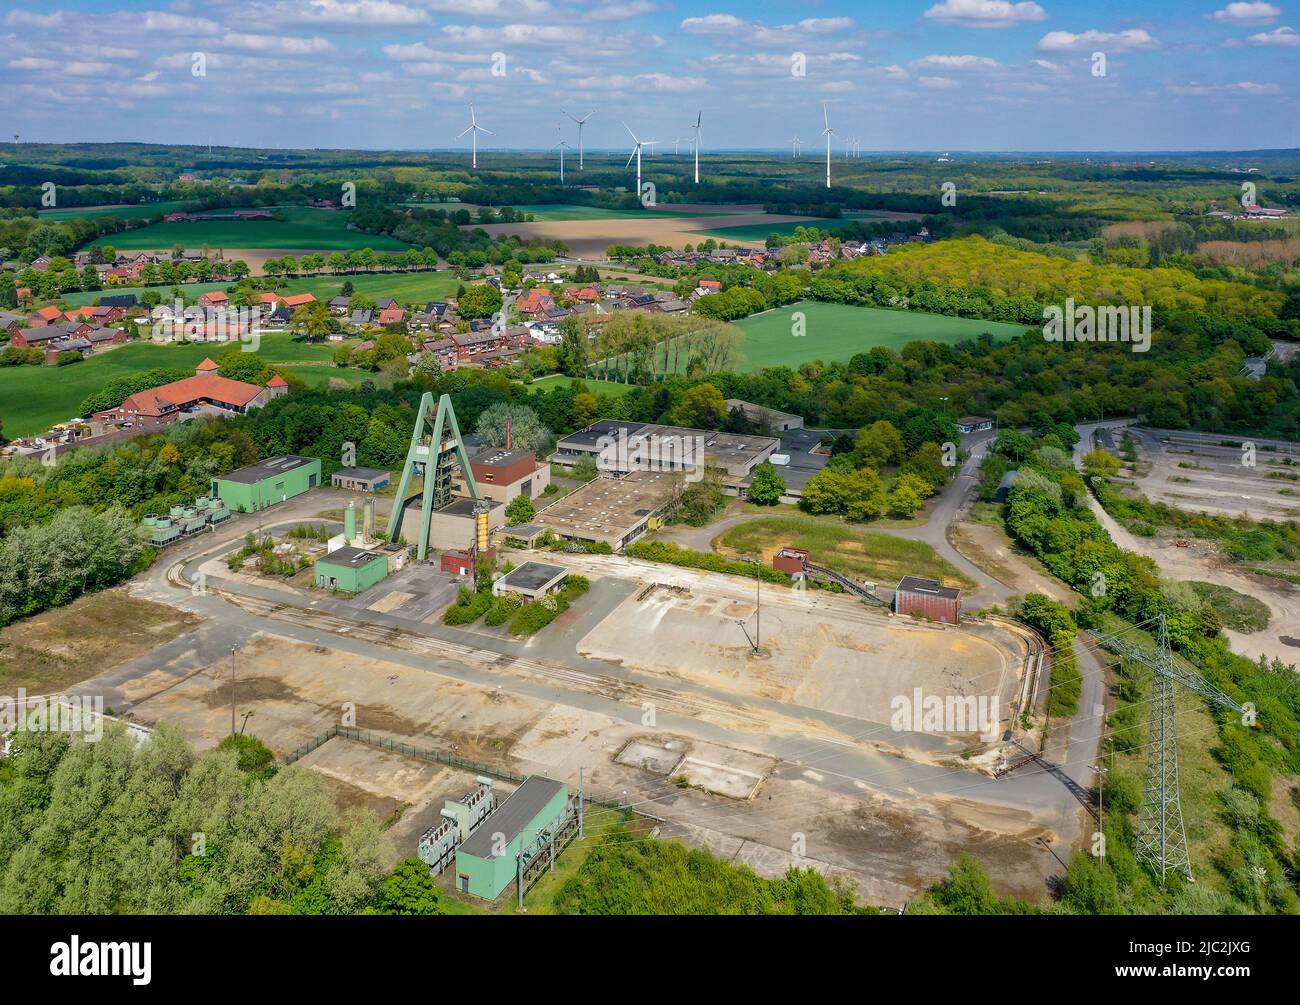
left=314, top=546, right=388, bottom=594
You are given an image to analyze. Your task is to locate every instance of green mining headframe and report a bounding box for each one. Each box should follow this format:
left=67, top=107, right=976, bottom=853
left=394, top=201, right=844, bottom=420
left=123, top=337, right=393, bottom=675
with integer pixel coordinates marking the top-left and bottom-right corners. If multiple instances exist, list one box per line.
left=386, top=392, right=481, bottom=561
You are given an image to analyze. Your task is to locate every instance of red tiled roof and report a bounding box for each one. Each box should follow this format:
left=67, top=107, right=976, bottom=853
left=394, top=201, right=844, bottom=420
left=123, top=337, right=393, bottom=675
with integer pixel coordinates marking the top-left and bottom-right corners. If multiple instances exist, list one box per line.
left=34, top=305, right=62, bottom=321
left=197, top=358, right=219, bottom=372
left=266, top=374, right=287, bottom=387
left=282, top=293, right=316, bottom=307
left=115, top=374, right=266, bottom=418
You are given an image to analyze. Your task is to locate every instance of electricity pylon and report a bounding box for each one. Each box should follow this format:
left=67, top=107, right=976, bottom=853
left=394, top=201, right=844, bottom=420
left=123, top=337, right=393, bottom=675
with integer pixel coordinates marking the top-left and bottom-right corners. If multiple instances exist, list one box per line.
left=1088, top=615, right=1249, bottom=886
left=386, top=393, right=481, bottom=561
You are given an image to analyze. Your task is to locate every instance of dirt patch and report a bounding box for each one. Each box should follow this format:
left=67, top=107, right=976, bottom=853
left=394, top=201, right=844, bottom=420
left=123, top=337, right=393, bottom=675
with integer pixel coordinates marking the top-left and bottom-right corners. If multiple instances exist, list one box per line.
left=0, top=590, right=198, bottom=694
left=465, top=213, right=822, bottom=258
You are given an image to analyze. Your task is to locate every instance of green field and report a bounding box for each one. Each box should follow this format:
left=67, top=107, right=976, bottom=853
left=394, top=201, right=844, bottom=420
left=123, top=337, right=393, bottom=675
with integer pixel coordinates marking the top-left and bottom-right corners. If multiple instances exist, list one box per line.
left=58, top=270, right=463, bottom=307
left=89, top=206, right=410, bottom=252
left=730, top=300, right=1031, bottom=371
left=506, top=203, right=730, bottom=222
left=694, top=219, right=836, bottom=243
left=39, top=201, right=190, bottom=221
left=0, top=334, right=365, bottom=437
left=523, top=374, right=638, bottom=397
left=716, top=515, right=975, bottom=589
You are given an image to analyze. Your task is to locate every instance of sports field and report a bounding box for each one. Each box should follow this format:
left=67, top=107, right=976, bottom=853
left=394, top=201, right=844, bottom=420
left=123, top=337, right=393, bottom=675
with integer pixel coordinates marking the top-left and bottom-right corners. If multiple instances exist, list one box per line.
left=89, top=207, right=410, bottom=251
left=523, top=374, right=637, bottom=396
left=0, top=334, right=365, bottom=437
left=730, top=300, right=1031, bottom=371
left=39, top=201, right=190, bottom=221
left=59, top=270, right=463, bottom=308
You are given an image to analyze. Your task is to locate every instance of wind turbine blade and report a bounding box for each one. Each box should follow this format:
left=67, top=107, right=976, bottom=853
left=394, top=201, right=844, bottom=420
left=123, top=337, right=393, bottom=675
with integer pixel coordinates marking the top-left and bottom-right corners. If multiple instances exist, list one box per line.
left=479, top=127, right=494, bottom=135
left=626, top=149, right=637, bottom=168
left=823, top=103, right=829, bottom=129
left=694, top=111, right=701, bottom=128
left=458, top=125, right=473, bottom=138
left=622, top=121, right=638, bottom=143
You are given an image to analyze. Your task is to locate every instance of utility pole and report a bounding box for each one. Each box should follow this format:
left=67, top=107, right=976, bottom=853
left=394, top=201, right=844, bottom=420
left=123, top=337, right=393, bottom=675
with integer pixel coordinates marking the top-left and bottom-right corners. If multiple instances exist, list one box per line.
left=229, top=645, right=237, bottom=740
left=1090, top=762, right=1109, bottom=868
left=578, top=767, right=585, bottom=838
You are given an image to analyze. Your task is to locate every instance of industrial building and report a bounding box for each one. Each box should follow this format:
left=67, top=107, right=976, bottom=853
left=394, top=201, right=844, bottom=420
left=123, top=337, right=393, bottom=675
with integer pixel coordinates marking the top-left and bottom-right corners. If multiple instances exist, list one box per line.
left=211, top=456, right=321, bottom=512
left=533, top=470, right=673, bottom=549
left=893, top=576, right=962, bottom=625
left=956, top=415, right=995, bottom=434
left=331, top=466, right=390, bottom=492
left=455, top=776, right=571, bottom=900
left=493, top=561, right=567, bottom=600
left=552, top=419, right=778, bottom=494
left=452, top=447, right=551, bottom=504
left=314, top=547, right=389, bottom=593
left=724, top=399, right=805, bottom=433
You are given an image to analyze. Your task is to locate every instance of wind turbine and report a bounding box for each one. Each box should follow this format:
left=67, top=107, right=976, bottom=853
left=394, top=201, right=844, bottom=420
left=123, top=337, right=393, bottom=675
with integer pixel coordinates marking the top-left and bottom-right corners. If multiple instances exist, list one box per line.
left=458, top=104, right=492, bottom=170
left=563, top=108, right=595, bottom=170
left=623, top=122, right=656, bottom=204
left=821, top=104, right=833, bottom=189
left=791, top=135, right=801, bottom=158
left=691, top=110, right=702, bottom=185
left=553, top=137, right=572, bottom=184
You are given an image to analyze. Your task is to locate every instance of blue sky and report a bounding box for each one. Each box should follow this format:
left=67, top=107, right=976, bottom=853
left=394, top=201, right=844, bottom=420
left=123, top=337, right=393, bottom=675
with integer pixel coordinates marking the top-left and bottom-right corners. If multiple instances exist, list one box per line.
left=1, top=0, right=1296, bottom=152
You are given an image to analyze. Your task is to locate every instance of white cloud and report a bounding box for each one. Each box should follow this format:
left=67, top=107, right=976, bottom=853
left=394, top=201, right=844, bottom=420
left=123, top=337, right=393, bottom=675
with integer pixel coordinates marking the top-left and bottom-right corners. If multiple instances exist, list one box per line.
left=4, top=11, right=66, bottom=28
left=679, top=14, right=854, bottom=47
left=912, top=54, right=1003, bottom=70
left=923, top=0, right=1047, bottom=29
left=1210, top=3, right=1281, bottom=24
left=820, top=80, right=855, bottom=92
left=1247, top=25, right=1300, bottom=44
left=1169, top=80, right=1281, bottom=94
left=250, top=0, right=432, bottom=27
left=919, top=75, right=961, bottom=88
left=220, top=33, right=335, bottom=54
left=1037, top=28, right=1159, bottom=50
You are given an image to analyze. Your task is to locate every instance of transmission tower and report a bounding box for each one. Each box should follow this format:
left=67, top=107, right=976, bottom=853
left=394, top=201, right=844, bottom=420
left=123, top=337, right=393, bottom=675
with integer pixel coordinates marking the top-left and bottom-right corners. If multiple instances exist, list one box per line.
left=1088, top=615, right=1249, bottom=886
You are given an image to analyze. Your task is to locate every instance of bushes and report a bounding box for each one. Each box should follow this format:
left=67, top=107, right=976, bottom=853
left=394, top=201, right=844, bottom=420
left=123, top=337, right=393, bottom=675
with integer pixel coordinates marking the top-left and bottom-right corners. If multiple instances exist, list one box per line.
left=442, top=586, right=492, bottom=625
left=508, top=576, right=589, bottom=636
left=1017, top=593, right=1081, bottom=717
left=484, top=591, right=521, bottom=626
left=626, top=540, right=789, bottom=584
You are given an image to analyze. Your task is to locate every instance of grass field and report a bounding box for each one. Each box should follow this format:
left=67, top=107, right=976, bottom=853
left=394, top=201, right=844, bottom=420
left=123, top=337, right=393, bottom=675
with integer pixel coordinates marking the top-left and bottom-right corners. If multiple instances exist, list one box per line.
left=694, top=219, right=836, bottom=243
left=715, top=515, right=976, bottom=589
left=730, top=300, right=1031, bottom=371
left=522, top=374, right=638, bottom=397
left=0, top=334, right=365, bottom=436
left=39, top=201, right=189, bottom=221
left=506, top=204, right=730, bottom=222
left=58, top=270, right=464, bottom=308
left=89, top=206, right=410, bottom=252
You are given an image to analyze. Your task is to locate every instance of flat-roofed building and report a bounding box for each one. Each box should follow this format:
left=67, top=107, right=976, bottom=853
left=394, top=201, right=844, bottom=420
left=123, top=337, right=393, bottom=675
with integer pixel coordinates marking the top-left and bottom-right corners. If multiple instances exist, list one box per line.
left=533, top=470, right=673, bottom=550
left=452, top=447, right=550, bottom=503
left=892, top=575, right=962, bottom=625
left=552, top=419, right=777, bottom=493
left=493, top=560, right=567, bottom=599
left=331, top=466, right=390, bottom=492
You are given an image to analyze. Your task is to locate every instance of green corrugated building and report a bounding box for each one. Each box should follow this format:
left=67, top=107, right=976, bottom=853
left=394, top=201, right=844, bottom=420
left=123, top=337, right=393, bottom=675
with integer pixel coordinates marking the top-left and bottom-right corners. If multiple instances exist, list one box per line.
left=314, top=546, right=389, bottom=594
left=211, top=455, right=321, bottom=513
left=455, top=776, right=569, bottom=900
